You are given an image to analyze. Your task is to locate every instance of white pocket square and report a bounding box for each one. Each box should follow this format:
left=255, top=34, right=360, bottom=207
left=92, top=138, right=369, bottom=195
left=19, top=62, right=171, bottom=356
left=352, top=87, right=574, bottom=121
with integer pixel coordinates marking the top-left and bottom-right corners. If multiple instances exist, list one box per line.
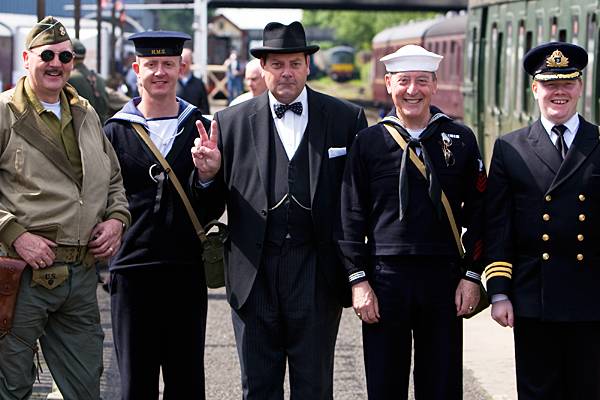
left=328, top=147, right=347, bottom=158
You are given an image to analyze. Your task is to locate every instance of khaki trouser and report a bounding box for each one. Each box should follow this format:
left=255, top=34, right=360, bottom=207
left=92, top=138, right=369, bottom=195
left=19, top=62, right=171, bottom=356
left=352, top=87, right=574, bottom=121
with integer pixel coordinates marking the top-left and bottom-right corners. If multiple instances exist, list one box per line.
left=0, top=261, right=103, bottom=400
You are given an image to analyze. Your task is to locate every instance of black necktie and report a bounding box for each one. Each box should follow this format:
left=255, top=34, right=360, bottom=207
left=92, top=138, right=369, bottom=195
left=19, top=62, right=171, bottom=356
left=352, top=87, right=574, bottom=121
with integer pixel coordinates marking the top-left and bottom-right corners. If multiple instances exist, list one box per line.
left=274, top=102, right=303, bottom=119
left=552, top=124, right=568, bottom=160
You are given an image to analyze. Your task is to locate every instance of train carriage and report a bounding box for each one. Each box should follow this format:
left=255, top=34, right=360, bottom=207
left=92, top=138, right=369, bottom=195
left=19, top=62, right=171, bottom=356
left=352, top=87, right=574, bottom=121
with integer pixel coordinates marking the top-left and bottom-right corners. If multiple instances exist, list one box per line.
left=371, top=14, right=467, bottom=119
left=464, top=0, right=600, bottom=162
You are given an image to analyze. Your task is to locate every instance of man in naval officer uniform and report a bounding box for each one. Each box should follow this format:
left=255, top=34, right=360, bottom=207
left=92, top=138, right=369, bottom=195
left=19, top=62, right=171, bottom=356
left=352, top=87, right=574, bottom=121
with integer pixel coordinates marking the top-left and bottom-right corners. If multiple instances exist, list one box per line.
left=340, top=45, right=486, bottom=400
left=104, top=31, right=222, bottom=399
left=485, top=42, right=600, bottom=399
left=191, top=21, right=367, bottom=400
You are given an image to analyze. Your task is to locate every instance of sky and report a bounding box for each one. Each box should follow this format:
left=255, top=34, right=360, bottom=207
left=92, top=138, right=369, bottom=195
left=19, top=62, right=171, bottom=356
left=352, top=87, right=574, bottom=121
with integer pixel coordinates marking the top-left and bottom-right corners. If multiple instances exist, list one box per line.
left=216, top=8, right=303, bottom=30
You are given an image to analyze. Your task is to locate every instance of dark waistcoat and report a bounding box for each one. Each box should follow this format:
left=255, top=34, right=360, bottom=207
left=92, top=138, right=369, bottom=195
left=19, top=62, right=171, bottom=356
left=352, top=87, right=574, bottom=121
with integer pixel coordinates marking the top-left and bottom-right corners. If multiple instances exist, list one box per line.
left=265, top=119, right=313, bottom=246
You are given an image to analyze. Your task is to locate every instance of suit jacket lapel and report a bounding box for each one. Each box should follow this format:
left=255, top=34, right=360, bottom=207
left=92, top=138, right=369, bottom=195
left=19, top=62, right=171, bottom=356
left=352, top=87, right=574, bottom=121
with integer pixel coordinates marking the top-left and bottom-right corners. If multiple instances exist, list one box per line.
left=306, top=88, right=327, bottom=205
left=249, top=93, right=271, bottom=197
left=527, top=120, right=562, bottom=175
left=549, top=116, right=600, bottom=193
left=10, top=105, right=80, bottom=184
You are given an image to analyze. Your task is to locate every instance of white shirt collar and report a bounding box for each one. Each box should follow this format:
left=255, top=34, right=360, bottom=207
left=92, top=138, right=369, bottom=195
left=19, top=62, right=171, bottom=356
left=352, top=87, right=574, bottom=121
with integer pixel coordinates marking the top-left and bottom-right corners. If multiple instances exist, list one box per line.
left=268, top=87, right=308, bottom=117
left=540, top=113, right=580, bottom=136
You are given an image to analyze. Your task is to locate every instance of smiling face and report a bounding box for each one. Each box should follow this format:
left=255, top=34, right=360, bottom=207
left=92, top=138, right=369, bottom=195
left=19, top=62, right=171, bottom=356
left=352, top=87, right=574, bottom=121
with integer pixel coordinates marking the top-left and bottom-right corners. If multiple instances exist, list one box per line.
left=532, top=78, right=583, bottom=124
left=23, top=40, right=74, bottom=103
left=134, top=55, right=183, bottom=100
left=261, top=52, right=309, bottom=104
left=385, top=71, right=437, bottom=129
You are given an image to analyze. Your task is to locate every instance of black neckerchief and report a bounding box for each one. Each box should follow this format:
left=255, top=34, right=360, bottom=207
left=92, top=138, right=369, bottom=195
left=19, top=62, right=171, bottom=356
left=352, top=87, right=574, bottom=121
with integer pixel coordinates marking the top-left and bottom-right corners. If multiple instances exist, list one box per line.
left=381, top=108, right=451, bottom=222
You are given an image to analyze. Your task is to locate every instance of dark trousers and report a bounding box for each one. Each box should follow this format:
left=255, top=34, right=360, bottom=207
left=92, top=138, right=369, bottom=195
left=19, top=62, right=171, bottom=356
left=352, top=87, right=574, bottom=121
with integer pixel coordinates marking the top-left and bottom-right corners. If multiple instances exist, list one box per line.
left=232, top=242, right=342, bottom=400
left=363, top=257, right=463, bottom=400
left=514, top=317, right=600, bottom=400
left=110, top=265, right=208, bottom=400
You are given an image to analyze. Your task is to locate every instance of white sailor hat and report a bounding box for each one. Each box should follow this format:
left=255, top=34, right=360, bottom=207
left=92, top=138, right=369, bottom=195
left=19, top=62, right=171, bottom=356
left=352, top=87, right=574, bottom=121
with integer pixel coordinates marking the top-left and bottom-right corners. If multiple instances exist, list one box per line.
left=380, top=44, right=443, bottom=73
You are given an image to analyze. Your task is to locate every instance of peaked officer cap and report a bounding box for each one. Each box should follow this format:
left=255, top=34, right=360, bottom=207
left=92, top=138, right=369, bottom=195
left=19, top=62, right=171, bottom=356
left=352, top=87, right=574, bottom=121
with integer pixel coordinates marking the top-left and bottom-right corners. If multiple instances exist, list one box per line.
left=380, top=44, right=443, bottom=73
left=25, top=16, right=71, bottom=50
left=523, top=42, right=588, bottom=81
left=129, top=31, right=191, bottom=57
left=250, top=21, right=319, bottom=58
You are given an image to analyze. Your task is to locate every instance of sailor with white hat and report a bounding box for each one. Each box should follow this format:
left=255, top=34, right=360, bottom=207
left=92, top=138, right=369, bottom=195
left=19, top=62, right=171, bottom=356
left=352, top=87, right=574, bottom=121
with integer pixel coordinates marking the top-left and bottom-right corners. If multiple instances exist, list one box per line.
left=340, top=43, right=485, bottom=400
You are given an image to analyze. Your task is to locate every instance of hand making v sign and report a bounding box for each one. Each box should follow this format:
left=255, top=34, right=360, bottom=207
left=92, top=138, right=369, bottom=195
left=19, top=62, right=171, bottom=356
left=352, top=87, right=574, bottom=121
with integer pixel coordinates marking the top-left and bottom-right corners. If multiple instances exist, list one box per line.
left=192, top=119, right=222, bottom=182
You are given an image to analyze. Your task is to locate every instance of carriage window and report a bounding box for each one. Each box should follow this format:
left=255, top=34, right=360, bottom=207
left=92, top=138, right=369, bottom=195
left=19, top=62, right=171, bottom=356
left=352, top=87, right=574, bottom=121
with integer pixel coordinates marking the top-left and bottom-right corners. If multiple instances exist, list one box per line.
left=525, top=31, right=535, bottom=115
left=572, top=15, right=580, bottom=45
left=504, top=21, right=514, bottom=112
left=537, top=17, right=544, bottom=44
left=489, top=24, right=498, bottom=105
left=467, top=27, right=477, bottom=82
left=550, top=17, right=558, bottom=41
left=584, top=13, right=597, bottom=119
left=516, top=22, right=526, bottom=115
left=495, top=31, right=504, bottom=108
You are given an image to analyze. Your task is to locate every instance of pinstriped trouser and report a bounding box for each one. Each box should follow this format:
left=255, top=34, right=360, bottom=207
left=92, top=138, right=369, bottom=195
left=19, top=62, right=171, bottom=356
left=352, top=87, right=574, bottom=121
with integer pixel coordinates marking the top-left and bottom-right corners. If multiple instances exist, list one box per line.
left=232, top=241, right=342, bottom=400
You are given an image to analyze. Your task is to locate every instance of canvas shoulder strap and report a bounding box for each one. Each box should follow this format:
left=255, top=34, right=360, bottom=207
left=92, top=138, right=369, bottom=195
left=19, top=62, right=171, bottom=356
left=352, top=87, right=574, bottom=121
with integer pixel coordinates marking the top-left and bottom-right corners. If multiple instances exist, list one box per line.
left=383, top=123, right=464, bottom=257
left=131, top=122, right=207, bottom=243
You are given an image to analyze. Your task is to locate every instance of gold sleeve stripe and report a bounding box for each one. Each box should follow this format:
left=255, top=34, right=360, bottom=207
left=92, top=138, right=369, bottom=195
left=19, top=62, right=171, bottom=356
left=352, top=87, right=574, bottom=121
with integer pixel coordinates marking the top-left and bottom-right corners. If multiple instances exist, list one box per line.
left=484, top=261, right=512, bottom=274
left=487, top=271, right=512, bottom=280
left=485, top=266, right=512, bottom=275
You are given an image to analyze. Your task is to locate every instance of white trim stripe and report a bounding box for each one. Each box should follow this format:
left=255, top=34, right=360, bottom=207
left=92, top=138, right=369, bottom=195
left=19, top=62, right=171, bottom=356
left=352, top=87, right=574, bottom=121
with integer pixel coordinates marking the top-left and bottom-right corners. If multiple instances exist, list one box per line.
left=348, top=271, right=366, bottom=282
left=465, top=271, right=481, bottom=281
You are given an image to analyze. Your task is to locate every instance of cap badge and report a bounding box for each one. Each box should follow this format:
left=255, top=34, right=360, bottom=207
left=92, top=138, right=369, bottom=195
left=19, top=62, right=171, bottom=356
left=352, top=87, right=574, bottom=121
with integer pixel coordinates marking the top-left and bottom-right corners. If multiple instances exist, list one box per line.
left=59, top=26, right=66, bottom=36
left=546, top=50, right=569, bottom=68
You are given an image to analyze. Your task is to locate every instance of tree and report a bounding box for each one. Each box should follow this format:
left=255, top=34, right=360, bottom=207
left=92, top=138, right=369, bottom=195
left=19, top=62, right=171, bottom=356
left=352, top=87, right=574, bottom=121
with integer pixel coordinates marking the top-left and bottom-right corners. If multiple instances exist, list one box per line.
left=303, top=10, right=438, bottom=50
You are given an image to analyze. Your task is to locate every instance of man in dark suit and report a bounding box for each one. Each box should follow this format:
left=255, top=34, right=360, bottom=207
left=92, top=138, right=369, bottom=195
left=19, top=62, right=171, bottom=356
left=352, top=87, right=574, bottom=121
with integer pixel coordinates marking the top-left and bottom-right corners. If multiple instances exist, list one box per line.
left=485, top=42, right=600, bottom=399
left=177, top=48, right=210, bottom=114
left=192, top=21, right=367, bottom=400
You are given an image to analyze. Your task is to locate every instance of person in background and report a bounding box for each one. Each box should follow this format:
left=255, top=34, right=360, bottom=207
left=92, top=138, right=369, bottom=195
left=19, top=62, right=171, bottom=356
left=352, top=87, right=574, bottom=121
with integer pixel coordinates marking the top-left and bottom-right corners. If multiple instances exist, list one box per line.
left=177, top=48, right=210, bottom=115
left=67, top=39, right=110, bottom=123
left=104, top=31, right=223, bottom=400
left=229, top=58, right=267, bottom=106
left=0, top=16, right=130, bottom=399
left=192, top=21, right=367, bottom=400
left=485, top=41, right=600, bottom=399
left=224, top=49, right=243, bottom=104
left=340, top=44, right=485, bottom=400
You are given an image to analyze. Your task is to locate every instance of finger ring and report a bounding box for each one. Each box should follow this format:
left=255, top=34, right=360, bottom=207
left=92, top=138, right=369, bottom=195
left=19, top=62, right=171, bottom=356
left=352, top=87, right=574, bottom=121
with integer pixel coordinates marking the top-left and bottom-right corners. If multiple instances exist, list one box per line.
left=357, top=312, right=362, bottom=317
left=468, top=306, right=474, bottom=311
left=108, top=247, right=113, bottom=252
left=39, top=261, right=45, bottom=266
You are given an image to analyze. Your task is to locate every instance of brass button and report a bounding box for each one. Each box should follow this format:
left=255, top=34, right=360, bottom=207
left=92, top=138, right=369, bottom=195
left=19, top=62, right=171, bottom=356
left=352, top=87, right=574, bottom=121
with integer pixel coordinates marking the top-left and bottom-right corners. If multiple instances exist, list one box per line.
left=543, top=214, right=550, bottom=221
left=542, top=253, right=550, bottom=260
left=579, top=214, right=586, bottom=221
left=577, top=234, right=584, bottom=241
left=542, top=234, right=550, bottom=241
left=545, top=195, right=552, bottom=202
left=577, top=253, right=584, bottom=261
left=579, top=194, right=586, bottom=201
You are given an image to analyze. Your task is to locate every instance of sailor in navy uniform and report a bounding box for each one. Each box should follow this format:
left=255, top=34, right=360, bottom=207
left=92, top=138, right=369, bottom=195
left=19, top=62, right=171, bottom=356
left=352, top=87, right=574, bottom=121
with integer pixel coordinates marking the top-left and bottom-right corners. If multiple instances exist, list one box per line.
left=340, top=45, right=486, bottom=400
left=485, top=42, right=600, bottom=399
left=104, top=31, right=223, bottom=400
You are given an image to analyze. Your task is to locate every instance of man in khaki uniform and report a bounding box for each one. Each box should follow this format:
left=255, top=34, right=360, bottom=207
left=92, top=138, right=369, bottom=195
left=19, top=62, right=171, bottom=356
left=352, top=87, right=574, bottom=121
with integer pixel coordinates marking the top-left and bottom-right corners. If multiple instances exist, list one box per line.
left=0, top=16, right=130, bottom=399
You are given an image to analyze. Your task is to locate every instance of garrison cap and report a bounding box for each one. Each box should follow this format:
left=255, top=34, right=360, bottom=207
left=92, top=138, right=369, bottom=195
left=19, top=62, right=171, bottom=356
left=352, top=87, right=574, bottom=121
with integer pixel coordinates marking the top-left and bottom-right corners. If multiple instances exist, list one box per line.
left=128, top=31, right=191, bottom=57
left=72, top=39, right=86, bottom=59
left=380, top=44, right=443, bottom=73
left=25, top=16, right=71, bottom=50
left=523, top=42, right=588, bottom=81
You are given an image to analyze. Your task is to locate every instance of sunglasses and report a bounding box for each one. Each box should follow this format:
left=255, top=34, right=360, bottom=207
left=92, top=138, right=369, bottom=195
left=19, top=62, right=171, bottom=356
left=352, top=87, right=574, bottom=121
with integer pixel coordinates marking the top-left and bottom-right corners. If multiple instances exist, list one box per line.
left=30, top=49, right=74, bottom=64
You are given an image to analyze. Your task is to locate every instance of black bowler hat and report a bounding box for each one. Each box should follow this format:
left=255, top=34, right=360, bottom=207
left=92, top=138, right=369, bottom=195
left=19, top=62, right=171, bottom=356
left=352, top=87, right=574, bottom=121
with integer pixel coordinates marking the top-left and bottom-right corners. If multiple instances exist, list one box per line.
left=523, top=42, right=588, bottom=81
left=128, top=31, right=191, bottom=57
left=250, top=21, right=319, bottom=58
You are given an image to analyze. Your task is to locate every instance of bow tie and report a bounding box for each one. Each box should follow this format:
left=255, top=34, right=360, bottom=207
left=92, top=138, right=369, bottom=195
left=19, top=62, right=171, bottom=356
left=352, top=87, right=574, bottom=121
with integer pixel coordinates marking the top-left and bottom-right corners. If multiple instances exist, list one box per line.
left=274, top=102, right=303, bottom=119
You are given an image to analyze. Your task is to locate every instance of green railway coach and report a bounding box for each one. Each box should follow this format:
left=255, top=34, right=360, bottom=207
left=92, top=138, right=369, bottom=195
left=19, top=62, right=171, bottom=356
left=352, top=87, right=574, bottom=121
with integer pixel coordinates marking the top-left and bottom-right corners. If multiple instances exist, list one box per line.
left=464, top=0, right=600, bottom=163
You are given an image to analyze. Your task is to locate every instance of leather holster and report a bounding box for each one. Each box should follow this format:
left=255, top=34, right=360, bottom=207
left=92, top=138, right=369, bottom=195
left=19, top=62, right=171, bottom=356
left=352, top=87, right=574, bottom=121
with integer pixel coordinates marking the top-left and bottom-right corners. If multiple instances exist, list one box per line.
left=0, top=257, right=27, bottom=333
